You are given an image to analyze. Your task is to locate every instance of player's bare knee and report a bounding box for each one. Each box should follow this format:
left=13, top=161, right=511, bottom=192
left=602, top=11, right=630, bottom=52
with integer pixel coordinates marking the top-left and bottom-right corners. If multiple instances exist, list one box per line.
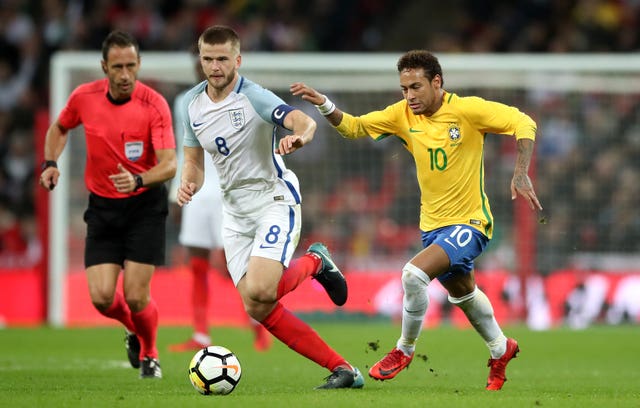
left=91, top=299, right=112, bottom=312
left=243, top=280, right=277, bottom=304
left=124, top=294, right=149, bottom=313
left=89, top=291, right=114, bottom=312
left=442, top=273, right=476, bottom=298
left=243, top=302, right=272, bottom=321
left=250, top=292, right=276, bottom=304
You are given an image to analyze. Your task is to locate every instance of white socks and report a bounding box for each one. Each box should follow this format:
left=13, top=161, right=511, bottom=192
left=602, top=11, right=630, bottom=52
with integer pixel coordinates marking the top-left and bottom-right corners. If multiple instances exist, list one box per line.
left=193, top=332, right=211, bottom=345
left=397, top=263, right=430, bottom=356
left=449, top=286, right=507, bottom=359
left=394, top=265, right=508, bottom=359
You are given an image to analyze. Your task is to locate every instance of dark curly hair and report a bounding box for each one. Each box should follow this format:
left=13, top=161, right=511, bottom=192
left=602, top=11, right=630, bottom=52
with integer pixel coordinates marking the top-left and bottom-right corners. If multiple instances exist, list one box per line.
left=397, top=50, right=443, bottom=86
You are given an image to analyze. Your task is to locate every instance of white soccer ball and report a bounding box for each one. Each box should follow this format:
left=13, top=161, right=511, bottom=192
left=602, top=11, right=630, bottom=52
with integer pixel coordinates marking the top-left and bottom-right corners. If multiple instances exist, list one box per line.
left=188, top=346, right=242, bottom=395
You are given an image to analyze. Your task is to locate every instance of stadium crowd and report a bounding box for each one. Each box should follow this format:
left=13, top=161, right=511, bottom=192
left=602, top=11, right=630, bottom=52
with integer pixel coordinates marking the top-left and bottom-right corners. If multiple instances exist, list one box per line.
left=1, top=0, right=639, bottom=270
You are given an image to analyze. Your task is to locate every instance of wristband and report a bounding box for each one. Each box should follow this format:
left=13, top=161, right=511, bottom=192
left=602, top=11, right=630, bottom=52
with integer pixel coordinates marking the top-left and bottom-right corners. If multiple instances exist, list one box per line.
left=133, top=174, right=144, bottom=191
left=315, top=95, right=336, bottom=116
left=41, top=160, right=57, bottom=171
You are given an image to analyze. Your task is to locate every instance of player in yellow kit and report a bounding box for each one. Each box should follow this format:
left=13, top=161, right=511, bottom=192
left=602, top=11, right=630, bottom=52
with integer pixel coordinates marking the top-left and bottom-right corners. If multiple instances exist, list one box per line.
left=291, top=50, right=543, bottom=391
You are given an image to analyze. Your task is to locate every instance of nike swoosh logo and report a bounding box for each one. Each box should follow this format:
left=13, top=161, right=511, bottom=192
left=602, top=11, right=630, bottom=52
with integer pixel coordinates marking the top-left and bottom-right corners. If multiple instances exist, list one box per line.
left=192, top=121, right=205, bottom=127
left=444, top=238, right=457, bottom=249
left=378, top=367, right=401, bottom=376
left=259, top=244, right=276, bottom=249
left=409, top=128, right=421, bottom=133
left=214, top=364, right=240, bottom=376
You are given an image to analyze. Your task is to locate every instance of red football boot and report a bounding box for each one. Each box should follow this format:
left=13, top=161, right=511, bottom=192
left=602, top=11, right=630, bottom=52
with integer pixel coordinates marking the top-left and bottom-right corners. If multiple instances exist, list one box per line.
left=368, top=347, right=414, bottom=381
left=486, top=338, right=520, bottom=390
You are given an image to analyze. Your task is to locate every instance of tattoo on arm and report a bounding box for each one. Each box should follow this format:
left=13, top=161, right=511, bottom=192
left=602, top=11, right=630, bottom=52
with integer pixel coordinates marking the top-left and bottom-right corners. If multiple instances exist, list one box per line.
left=516, top=139, right=533, bottom=171
left=514, top=138, right=534, bottom=188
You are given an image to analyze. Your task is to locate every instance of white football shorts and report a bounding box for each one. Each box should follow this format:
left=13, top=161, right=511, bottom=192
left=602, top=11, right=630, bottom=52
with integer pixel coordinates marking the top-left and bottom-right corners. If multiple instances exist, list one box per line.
left=222, top=196, right=301, bottom=286
left=178, top=186, right=223, bottom=250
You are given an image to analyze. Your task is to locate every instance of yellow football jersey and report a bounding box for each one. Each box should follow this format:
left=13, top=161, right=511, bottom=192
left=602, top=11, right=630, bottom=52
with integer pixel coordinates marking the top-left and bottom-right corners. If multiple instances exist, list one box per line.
left=335, top=91, right=536, bottom=239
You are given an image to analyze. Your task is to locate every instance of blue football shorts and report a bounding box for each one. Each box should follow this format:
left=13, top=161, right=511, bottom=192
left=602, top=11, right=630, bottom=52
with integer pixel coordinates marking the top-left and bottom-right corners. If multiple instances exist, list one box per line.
left=421, top=224, right=489, bottom=283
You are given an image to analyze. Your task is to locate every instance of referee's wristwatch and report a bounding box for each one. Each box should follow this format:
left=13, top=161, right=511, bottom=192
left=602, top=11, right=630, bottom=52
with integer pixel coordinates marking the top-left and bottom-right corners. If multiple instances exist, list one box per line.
left=133, top=174, right=144, bottom=191
left=41, top=160, right=57, bottom=171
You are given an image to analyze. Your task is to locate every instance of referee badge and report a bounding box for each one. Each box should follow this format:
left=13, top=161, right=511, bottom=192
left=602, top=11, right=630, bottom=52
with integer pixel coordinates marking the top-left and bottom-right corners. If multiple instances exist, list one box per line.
left=229, top=108, right=245, bottom=130
left=124, top=141, right=143, bottom=161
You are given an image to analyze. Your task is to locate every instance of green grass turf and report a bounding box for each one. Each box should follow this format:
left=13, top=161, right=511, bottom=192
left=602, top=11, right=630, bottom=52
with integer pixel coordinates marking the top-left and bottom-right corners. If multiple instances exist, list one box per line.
left=0, top=322, right=638, bottom=407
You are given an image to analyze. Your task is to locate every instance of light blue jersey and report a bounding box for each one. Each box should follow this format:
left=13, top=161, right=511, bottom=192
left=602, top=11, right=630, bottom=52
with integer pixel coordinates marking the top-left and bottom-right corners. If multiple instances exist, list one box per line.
left=180, top=76, right=301, bottom=214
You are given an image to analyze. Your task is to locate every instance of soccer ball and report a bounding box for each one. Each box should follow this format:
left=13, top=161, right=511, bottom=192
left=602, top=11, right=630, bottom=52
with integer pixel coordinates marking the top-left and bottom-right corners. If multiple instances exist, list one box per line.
left=188, top=346, right=242, bottom=395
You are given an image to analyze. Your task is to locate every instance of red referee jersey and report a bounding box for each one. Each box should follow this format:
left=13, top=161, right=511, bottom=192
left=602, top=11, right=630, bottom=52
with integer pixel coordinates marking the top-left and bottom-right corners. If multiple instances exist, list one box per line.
left=58, top=78, right=175, bottom=198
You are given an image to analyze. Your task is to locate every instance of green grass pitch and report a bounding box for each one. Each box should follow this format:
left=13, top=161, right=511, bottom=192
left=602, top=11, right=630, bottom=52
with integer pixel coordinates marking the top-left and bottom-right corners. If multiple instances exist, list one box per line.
left=1, top=322, right=638, bottom=407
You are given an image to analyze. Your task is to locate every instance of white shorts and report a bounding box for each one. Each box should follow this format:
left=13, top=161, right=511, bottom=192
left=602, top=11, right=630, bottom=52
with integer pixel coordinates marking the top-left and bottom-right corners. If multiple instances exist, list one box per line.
left=179, top=185, right=223, bottom=250
left=222, top=196, right=301, bottom=286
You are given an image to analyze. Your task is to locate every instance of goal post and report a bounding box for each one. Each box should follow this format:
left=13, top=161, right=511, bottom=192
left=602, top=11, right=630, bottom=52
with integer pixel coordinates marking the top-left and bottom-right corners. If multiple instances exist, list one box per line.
left=48, top=51, right=640, bottom=327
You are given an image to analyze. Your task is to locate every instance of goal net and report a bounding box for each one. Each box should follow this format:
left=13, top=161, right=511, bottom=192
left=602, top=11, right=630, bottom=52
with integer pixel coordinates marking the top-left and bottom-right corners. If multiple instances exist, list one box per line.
left=48, top=51, right=640, bottom=326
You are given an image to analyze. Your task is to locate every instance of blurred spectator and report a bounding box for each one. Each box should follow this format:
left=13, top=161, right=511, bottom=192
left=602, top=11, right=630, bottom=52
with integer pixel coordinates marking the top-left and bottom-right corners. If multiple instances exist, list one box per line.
left=0, top=39, right=36, bottom=112
left=2, top=129, right=34, bottom=208
left=0, top=198, right=39, bottom=268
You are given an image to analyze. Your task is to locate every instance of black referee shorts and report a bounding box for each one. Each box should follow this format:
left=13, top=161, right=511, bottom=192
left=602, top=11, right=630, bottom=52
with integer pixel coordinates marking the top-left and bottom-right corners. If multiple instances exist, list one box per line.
left=83, top=185, right=168, bottom=268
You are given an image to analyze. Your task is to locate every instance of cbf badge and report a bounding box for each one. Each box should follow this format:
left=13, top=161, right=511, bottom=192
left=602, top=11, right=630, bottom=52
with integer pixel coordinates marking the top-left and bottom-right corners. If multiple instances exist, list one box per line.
left=125, top=141, right=143, bottom=161
left=448, top=123, right=461, bottom=141
left=229, top=108, right=245, bottom=130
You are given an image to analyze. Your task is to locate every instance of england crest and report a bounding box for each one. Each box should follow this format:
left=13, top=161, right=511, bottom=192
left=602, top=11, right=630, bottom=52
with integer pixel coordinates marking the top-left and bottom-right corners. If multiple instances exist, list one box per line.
left=229, top=109, right=245, bottom=130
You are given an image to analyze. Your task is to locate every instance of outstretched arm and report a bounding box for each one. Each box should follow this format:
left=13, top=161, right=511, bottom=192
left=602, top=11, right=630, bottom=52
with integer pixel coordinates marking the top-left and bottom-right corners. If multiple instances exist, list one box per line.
left=511, top=138, right=543, bottom=211
left=290, top=82, right=343, bottom=126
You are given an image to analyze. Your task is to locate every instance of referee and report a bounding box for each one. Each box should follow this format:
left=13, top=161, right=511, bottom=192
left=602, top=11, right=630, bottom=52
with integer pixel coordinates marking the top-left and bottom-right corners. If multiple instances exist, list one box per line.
left=39, top=31, right=176, bottom=379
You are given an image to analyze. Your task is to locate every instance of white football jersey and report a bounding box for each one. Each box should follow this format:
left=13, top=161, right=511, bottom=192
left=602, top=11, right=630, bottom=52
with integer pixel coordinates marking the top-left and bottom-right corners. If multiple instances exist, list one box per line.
left=170, top=89, right=221, bottom=202
left=172, top=89, right=223, bottom=249
left=180, top=77, right=301, bottom=213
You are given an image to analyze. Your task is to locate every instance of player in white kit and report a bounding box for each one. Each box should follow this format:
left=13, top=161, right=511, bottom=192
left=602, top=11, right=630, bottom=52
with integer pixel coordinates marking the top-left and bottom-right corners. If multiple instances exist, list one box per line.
left=168, top=90, right=271, bottom=352
left=176, top=25, right=364, bottom=390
